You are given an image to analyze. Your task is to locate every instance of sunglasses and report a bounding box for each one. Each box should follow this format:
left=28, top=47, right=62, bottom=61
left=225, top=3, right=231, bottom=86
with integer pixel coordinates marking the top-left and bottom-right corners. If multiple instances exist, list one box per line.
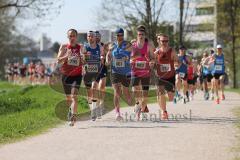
left=117, top=34, right=124, bottom=37
left=161, top=40, right=169, bottom=43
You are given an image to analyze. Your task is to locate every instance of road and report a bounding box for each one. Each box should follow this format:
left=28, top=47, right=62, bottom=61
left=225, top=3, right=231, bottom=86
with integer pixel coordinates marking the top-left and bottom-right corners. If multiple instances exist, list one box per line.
left=0, top=92, right=239, bottom=160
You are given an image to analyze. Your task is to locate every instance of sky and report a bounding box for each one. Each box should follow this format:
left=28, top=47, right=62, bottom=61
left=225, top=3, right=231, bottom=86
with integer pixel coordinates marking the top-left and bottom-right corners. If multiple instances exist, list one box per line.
left=19, top=0, right=178, bottom=44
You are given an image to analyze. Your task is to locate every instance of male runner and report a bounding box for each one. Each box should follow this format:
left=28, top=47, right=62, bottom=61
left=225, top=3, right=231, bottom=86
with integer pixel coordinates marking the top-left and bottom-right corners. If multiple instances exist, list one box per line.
left=95, top=31, right=107, bottom=118
left=175, top=45, right=190, bottom=104
left=82, top=31, right=104, bottom=121
left=201, top=51, right=213, bottom=100
left=106, top=28, right=132, bottom=121
left=154, top=33, right=178, bottom=120
left=57, top=29, right=83, bottom=126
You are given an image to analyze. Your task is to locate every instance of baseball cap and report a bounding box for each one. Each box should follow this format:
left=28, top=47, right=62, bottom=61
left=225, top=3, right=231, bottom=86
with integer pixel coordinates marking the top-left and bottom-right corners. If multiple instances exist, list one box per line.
left=179, top=45, right=186, bottom=50
left=115, top=28, right=124, bottom=35
left=87, top=31, right=95, bottom=36
left=217, top=44, right=222, bottom=49
left=95, top=31, right=101, bottom=37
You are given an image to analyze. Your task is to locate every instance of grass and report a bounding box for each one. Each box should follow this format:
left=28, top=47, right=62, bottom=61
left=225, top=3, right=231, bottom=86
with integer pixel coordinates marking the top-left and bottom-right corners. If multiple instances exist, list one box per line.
left=228, top=88, right=240, bottom=160
left=0, top=82, right=158, bottom=145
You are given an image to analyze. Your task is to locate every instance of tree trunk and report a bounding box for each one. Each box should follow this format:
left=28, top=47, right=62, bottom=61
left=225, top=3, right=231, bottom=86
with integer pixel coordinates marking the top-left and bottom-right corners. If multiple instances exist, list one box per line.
left=179, top=0, right=184, bottom=45
left=145, top=0, right=152, bottom=39
left=230, top=0, right=237, bottom=88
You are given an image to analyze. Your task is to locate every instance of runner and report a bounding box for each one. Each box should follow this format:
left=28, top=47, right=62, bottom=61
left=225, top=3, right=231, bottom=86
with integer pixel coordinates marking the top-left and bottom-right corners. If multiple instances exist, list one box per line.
left=82, top=31, right=104, bottom=121
left=211, top=44, right=226, bottom=104
left=38, top=62, right=46, bottom=84
left=106, top=28, right=132, bottom=121
left=6, top=63, right=14, bottom=83
left=131, top=25, right=154, bottom=120
left=19, top=63, right=27, bottom=85
left=154, top=33, right=178, bottom=120
left=175, top=45, right=190, bottom=104
left=28, top=61, right=35, bottom=85
left=13, top=62, right=19, bottom=85
left=187, top=54, right=195, bottom=101
left=57, top=28, right=83, bottom=126
left=200, top=51, right=213, bottom=100
left=95, top=31, right=107, bottom=118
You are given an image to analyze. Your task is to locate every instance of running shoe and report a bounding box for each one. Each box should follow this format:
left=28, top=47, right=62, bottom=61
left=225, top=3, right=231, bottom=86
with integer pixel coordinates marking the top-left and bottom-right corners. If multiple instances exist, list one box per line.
left=216, top=98, right=220, bottom=104
left=69, top=114, right=77, bottom=126
left=221, top=94, right=225, bottom=100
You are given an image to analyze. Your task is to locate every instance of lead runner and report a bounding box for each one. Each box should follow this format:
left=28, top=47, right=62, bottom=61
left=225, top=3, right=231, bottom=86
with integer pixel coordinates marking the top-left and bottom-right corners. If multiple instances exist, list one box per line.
left=57, top=29, right=83, bottom=126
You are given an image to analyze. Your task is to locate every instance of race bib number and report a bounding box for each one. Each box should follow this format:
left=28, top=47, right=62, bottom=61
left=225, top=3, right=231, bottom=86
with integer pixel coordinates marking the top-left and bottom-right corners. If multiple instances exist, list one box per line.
left=86, top=64, right=98, bottom=73
left=215, top=65, right=222, bottom=71
left=179, top=72, right=186, bottom=78
left=67, top=56, right=80, bottom=66
left=115, top=59, right=125, bottom=68
left=135, top=61, right=146, bottom=69
left=160, top=64, right=171, bottom=72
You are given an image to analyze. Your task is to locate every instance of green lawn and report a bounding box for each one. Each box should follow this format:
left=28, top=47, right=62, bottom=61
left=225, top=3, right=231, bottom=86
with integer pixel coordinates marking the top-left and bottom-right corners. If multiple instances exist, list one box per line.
left=0, top=82, right=158, bottom=145
left=228, top=88, right=240, bottom=159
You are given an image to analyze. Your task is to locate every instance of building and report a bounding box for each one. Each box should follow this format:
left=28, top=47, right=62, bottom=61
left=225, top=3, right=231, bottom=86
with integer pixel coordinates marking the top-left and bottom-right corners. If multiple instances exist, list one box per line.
left=184, top=0, right=217, bottom=52
left=40, top=34, right=52, bottom=51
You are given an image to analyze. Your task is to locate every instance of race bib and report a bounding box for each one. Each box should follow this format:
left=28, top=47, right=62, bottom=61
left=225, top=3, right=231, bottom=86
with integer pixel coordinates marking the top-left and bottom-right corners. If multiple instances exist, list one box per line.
left=67, top=56, right=80, bottom=66
left=135, top=61, right=146, bottom=69
left=115, top=59, right=125, bottom=68
left=215, top=65, right=222, bottom=71
left=86, top=64, right=98, bottom=73
left=179, top=72, right=186, bottom=78
left=160, top=64, right=171, bottom=72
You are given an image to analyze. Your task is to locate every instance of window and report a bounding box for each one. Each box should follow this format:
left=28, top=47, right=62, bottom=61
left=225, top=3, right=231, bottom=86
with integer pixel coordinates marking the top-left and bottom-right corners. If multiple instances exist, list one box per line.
left=196, top=7, right=214, bottom=15
left=186, top=23, right=214, bottom=32
left=189, top=40, right=214, bottom=49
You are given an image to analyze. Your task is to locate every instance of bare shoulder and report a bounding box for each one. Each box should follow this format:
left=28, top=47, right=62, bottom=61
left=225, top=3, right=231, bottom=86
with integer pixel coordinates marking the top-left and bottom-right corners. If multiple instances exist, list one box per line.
left=59, top=44, right=68, bottom=50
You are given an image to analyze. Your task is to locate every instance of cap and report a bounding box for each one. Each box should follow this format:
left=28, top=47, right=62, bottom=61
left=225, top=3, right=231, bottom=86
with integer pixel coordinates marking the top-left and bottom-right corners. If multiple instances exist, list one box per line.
left=87, top=31, right=95, bottom=36
left=217, top=44, right=222, bottom=49
left=179, top=45, right=186, bottom=50
left=95, top=31, right=101, bottom=37
left=115, top=28, right=124, bottom=35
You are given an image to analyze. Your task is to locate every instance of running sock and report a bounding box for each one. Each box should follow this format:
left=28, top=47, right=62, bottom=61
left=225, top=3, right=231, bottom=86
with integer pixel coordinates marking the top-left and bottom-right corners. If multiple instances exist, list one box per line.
left=91, top=100, right=97, bottom=111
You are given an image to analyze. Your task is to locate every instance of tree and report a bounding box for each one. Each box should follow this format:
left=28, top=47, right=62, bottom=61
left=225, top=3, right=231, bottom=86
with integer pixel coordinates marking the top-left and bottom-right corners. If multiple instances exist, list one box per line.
left=51, top=42, right=61, bottom=54
left=96, top=0, right=167, bottom=44
left=0, top=0, right=63, bottom=79
left=0, top=0, right=63, bottom=18
left=217, top=0, right=240, bottom=88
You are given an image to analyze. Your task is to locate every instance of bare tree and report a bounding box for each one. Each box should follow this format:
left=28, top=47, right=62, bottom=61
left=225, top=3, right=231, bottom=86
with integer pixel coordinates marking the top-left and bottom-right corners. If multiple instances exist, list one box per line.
left=218, top=0, right=240, bottom=88
left=96, top=0, right=166, bottom=42
left=0, top=0, right=63, bottom=18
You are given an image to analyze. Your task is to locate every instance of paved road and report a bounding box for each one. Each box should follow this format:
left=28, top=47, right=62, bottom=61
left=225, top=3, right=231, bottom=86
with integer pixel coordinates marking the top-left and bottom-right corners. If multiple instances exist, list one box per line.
left=0, top=92, right=240, bottom=160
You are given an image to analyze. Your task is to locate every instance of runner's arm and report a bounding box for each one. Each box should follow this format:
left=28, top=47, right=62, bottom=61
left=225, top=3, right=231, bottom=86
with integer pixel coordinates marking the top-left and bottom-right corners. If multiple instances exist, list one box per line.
left=106, top=43, right=113, bottom=66
left=172, top=49, right=179, bottom=68
left=100, top=46, right=105, bottom=64
left=57, top=44, right=68, bottom=64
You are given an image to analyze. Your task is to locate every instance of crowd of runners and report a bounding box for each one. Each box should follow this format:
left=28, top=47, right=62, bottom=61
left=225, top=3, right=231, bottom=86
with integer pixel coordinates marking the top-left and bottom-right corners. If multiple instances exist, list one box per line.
left=56, top=26, right=227, bottom=126
left=4, top=61, right=56, bottom=85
